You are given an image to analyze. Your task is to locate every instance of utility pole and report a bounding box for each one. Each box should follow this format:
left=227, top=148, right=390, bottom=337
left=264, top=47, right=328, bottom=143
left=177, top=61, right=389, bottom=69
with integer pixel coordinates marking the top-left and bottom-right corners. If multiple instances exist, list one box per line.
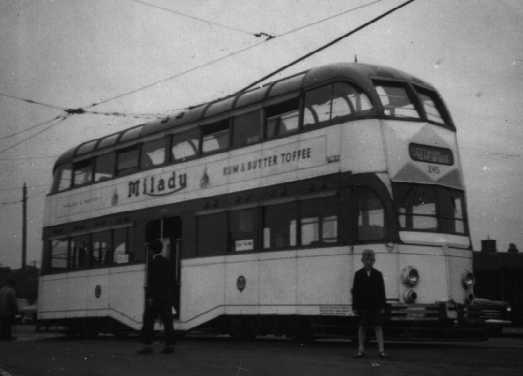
left=22, top=182, right=27, bottom=270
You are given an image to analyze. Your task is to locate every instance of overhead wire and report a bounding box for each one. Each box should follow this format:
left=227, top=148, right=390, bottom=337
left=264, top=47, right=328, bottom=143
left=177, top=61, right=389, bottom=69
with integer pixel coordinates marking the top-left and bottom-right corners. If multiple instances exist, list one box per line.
left=0, top=91, right=66, bottom=111
left=85, top=0, right=385, bottom=110
left=0, top=0, right=395, bottom=153
left=0, top=115, right=64, bottom=141
left=0, top=115, right=69, bottom=155
left=128, top=0, right=260, bottom=37
left=238, top=0, right=416, bottom=92
left=277, top=0, right=383, bottom=38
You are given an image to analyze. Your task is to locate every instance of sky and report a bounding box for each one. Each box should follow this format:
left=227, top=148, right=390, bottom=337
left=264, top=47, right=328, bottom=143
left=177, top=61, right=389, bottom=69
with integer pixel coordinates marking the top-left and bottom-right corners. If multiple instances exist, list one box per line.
left=0, top=0, right=522, bottom=268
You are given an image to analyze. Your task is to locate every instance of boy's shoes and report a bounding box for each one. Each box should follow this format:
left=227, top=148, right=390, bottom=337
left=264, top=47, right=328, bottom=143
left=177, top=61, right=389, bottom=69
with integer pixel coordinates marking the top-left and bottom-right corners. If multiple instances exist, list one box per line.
left=378, top=351, right=388, bottom=359
left=353, top=351, right=365, bottom=358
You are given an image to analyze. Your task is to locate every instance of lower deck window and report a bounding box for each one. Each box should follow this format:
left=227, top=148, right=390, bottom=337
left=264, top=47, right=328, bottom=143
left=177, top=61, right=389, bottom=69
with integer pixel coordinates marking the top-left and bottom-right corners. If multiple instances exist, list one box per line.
left=197, top=212, right=228, bottom=256
left=230, top=209, right=258, bottom=251
left=113, top=227, right=132, bottom=264
left=49, top=239, right=68, bottom=270
left=70, top=235, right=91, bottom=269
left=92, top=230, right=112, bottom=266
left=263, top=202, right=297, bottom=249
left=46, top=226, right=134, bottom=273
left=357, top=188, right=386, bottom=241
left=300, top=197, right=338, bottom=245
left=394, top=183, right=467, bottom=234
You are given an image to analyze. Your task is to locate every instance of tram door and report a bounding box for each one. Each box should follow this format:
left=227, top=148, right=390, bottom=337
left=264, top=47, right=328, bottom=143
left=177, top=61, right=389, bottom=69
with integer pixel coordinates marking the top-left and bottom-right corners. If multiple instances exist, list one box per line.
left=145, top=216, right=182, bottom=318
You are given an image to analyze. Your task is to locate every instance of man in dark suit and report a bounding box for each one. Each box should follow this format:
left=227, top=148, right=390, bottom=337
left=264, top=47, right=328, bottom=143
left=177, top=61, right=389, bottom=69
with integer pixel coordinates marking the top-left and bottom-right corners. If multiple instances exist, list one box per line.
left=138, top=239, right=175, bottom=354
left=351, top=249, right=387, bottom=358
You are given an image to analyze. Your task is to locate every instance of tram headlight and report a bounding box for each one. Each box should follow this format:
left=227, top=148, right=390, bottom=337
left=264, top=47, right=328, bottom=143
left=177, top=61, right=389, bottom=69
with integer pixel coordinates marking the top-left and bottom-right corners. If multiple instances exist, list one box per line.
left=462, top=271, right=475, bottom=289
left=401, top=266, right=420, bottom=287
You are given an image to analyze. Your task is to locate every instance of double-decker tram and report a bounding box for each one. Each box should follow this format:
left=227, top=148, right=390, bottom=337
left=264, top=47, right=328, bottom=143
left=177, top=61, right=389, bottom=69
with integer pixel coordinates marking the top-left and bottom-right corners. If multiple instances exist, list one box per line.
left=38, top=62, right=506, bottom=338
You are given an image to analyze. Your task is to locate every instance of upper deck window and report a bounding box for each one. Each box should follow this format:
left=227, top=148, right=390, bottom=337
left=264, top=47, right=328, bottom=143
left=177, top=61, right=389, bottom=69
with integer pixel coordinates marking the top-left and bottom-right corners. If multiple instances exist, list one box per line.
left=265, top=97, right=300, bottom=138
left=374, top=82, right=420, bottom=119
left=141, top=137, right=167, bottom=168
left=414, top=86, right=448, bottom=125
left=201, top=120, right=230, bottom=154
left=98, top=133, right=119, bottom=149
left=120, top=125, right=143, bottom=143
left=171, top=130, right=200, bottom=161
left=233, top=110, right=262, bottom=147
left=52, top=164, right=72, bottom=192
left=116, top=146, right=140, bottom=176
left=76, top=140, right=98, bottom=155
left=94, top=153, right=115, bottom=182
left=303, top=83, right=373, bottom=128
left=303, top=86, right=332, bottom=127
left=72, top=159, right=93, bottom=187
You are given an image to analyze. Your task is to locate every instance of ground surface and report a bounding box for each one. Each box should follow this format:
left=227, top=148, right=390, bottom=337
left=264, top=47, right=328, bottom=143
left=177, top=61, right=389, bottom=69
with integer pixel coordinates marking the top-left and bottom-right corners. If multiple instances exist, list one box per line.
left=1, top=326, right=523, bottom=376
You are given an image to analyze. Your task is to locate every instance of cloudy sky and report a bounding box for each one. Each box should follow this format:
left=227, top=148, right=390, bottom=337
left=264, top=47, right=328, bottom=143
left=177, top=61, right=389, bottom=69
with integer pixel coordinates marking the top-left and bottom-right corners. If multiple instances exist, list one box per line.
left=0, top=0, right=521, bottom=268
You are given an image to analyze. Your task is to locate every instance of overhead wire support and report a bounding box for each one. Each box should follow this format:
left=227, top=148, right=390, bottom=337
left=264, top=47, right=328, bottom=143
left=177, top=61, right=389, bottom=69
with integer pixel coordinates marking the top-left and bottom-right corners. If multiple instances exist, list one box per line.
left=238, top=0, right=416, bottom=93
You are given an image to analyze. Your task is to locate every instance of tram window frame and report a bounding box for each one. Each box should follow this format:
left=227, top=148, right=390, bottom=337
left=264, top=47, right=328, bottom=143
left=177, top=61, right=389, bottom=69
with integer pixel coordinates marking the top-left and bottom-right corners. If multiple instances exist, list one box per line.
left=69, top=234, right=92, bottom=269
left=91, top=230, right=113, bottom=267
left=263, top=201, right=298, bottom=250
left=232, top=110, right=263, bottom=148
left=49, top=238, right=69, bottom=271
left=413, top=85, right=452, bottom=127
left=229, top=208, right=259, bottom=252
left=94, top=152, right=115, bottom=182
left=113, top=227, right=133, bottom=265
left=393, top=183, right=469, bottom=235
left=299, top=196, right=339, bottom=246
left=116, top=145, right=141, bottom=176
left=52, top=163, right=72, bottom=192
left=303, top=85, right=333, bottom=129
left=355, top=187, right=387, bottom=242
left=265, top=97, right=301, bottom=139
left=374, top=80, right=422, bottom=120
left=72, top=159, right=94, bottom=188
left=171, top=129, right=201, bottom=162
left=201, top=119, right=231, bottom=155
left=141, top=137, right=167, bottom=169
left=197, top=212, right=228, bottom=256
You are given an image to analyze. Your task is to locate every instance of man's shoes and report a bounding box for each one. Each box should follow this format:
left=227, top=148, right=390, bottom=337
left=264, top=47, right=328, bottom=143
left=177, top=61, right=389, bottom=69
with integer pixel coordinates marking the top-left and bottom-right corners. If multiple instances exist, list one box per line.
left=353, top=351, right=365, bottom=358
left=137, top=346, right=153, bottom=355
left=378, top=351, right=388, bottom=359
left=161, top=346, right=174, bottom=354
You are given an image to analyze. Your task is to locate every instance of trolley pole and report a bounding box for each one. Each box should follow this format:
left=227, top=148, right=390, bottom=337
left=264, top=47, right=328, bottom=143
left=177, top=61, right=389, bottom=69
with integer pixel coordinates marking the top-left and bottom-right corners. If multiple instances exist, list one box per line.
left=22, top=182, right=27, bottom=270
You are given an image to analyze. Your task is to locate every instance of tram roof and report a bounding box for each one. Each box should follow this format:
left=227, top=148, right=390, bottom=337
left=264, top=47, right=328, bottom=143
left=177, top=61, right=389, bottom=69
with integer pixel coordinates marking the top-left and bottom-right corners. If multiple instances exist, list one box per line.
left=54, top=62, right=434, bottom=169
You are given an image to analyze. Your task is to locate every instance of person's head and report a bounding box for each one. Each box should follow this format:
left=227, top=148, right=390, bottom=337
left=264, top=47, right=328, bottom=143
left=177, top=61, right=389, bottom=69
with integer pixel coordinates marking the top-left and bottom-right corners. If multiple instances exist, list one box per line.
left=361, top=249, right=376, bottom=269
left=149, top=239, right=164, bottom=255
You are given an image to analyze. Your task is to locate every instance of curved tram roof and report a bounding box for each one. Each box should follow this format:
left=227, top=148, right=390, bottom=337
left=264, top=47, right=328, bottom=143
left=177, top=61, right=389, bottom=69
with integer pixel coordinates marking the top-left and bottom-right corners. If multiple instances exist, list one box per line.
left=54, top=63, right=434, bottom=169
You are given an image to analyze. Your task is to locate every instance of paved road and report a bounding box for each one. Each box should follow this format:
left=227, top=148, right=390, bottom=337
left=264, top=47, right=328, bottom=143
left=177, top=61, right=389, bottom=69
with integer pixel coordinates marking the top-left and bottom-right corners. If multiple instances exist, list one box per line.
left=1, top=326, right=523, bottom=376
